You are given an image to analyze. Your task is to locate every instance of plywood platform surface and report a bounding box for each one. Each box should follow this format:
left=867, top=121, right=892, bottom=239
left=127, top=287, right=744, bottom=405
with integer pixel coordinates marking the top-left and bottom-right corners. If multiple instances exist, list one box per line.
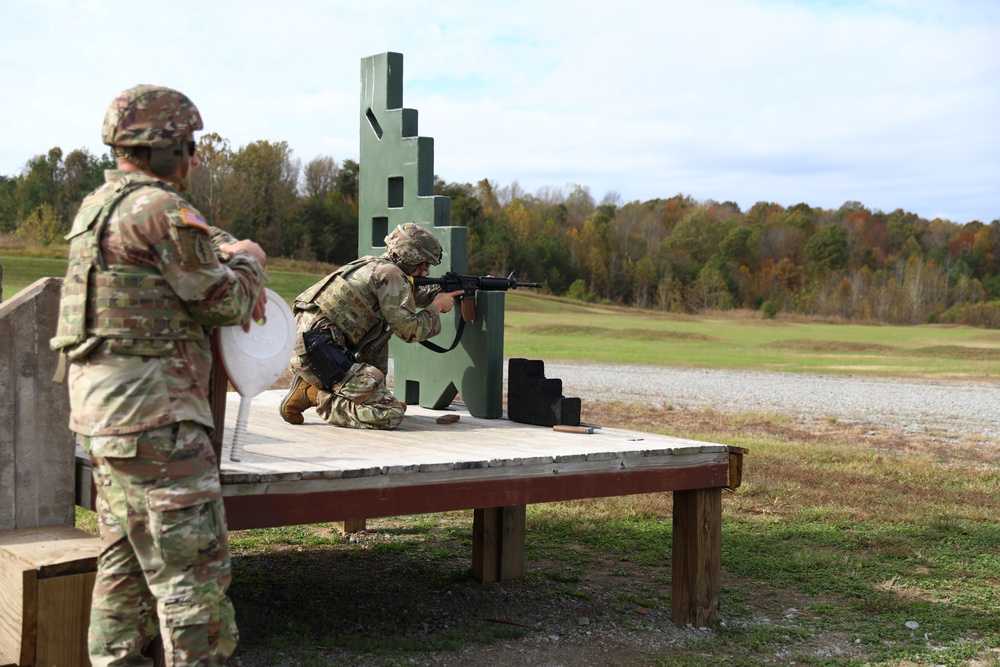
left=219, top=391, right=727, bottom=489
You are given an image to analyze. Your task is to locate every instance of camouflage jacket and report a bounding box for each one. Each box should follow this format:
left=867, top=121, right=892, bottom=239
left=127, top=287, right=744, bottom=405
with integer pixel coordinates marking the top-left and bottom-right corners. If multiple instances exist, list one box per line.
left=294, top=255, right=441, bottom=352
left=59, top=170, right=264, bottom=437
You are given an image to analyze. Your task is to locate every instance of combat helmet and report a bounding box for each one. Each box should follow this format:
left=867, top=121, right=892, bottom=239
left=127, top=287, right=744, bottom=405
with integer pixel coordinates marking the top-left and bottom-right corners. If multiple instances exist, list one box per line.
left=102, top=84, right=203, bottom=180
left=385, top=223, right=443, bottom=267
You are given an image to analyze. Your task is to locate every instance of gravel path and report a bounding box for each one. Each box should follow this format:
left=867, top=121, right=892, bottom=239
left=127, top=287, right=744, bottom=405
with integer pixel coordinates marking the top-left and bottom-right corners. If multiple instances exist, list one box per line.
left=532, top=362, right=1000, bottom=444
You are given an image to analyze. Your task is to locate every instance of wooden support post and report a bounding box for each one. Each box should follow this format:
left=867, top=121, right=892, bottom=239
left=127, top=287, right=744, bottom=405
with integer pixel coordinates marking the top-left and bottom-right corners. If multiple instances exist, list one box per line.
left=671, top=488, right=722, bottom=628
left=471, top=506, right=525, bottom=583
left=333, top=519, right=367, bottom=535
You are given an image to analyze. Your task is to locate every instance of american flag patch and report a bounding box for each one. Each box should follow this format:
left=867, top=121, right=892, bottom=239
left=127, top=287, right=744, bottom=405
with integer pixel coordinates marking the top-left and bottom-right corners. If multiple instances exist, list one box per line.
left=180, top=208, right=209, bottom=231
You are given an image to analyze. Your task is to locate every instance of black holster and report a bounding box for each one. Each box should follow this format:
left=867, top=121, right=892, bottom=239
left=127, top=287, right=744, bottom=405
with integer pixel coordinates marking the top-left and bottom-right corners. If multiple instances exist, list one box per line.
left=303, top=328, right=356, bottom=390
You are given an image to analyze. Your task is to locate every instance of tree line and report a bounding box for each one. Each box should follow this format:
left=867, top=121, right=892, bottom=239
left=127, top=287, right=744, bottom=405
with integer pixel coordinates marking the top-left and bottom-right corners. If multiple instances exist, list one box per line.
left=2, top=138, right=999, bottom=327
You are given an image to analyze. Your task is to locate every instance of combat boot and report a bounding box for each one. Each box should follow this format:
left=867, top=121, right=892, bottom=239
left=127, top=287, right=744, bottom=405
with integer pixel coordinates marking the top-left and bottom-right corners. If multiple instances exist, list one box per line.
left=280, top=375, right=318, bottom=424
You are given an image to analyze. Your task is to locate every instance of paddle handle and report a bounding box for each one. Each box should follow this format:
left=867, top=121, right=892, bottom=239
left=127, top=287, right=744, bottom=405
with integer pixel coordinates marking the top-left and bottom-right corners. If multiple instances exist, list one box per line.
left=229, top=396, right=253, bottom=461
left=552, top=425, right=595, bottom=434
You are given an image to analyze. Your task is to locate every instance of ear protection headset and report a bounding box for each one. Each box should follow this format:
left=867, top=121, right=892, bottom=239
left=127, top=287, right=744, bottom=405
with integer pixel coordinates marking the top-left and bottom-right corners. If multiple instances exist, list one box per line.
left=148, top=137, right=186, bottom=178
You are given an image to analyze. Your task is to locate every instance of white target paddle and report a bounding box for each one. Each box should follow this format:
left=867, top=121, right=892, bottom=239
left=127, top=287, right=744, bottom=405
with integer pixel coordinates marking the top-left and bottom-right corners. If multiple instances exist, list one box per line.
left=218, top=288, right=296, bottom=462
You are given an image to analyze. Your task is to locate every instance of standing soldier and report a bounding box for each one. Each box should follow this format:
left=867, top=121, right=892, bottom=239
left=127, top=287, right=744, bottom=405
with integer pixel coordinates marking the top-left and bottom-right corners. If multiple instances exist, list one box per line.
left=51, top=85, right=266, bottom=666
left=280, top=222, right=462, bottom=429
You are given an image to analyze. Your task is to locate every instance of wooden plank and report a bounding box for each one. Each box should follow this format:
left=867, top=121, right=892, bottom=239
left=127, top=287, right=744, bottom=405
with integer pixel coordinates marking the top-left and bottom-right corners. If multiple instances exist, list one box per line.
left=671, top=488, right=722, bottom=627
left=215, top=391, right=730, bottom=477
left=0, top=526, right=101, bottom=578
left=0, top=551, right=36, bottom=666
left=219, top=452, right=729, bottom=499
left=0, top=526, right=101, bottom=666
left=471, top=508, right=499, bottom=583
left=472, top=506, right=526, bottom=583
left=728, top=449, right=745, bottom=489
left=82, top=445, right=728, bottom=508
left=34, top=570, right=94, bottom=667
left=224, top=464, right=729, bottom=530
left=0, top=300, right=14, bottom=532
left=499, top=505, right=526, bottom=581
left=0, top=279, right=75, bottom=531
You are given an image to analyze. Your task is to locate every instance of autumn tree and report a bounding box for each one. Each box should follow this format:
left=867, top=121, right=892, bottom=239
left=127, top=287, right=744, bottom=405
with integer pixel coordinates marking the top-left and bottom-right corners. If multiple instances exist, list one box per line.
left=805, top=224, right=849, bottom=271
left=0, top=176, right=18, bottom=234
left=60, top=149, right=111, bottom=224
left=227, top=140, right=300, bottom=254
left=188, top=133, right=235, bottom=228
left=17, top=148, right=64, bottom=228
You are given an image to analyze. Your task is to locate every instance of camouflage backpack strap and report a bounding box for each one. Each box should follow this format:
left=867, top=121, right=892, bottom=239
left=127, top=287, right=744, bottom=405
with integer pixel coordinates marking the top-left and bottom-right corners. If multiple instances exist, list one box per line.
left=50, top=176, right=149, bottom=380
left=295, top=257, right=381, bottom=346
left=322, top=259, right=385, bottom=346
left=294, top=257, right=370, bottom=308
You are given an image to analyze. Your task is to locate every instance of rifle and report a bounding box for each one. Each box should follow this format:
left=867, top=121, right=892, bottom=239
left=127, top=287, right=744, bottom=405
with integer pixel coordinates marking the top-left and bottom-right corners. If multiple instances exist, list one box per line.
left=410, top=271, right=542, bottom=322
left=409, top=271, right=541, bottom=353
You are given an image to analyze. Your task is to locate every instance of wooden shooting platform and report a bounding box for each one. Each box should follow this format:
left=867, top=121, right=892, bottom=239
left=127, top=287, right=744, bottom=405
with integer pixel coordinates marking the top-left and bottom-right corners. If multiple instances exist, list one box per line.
left=81, top=389, right=746, bottom=628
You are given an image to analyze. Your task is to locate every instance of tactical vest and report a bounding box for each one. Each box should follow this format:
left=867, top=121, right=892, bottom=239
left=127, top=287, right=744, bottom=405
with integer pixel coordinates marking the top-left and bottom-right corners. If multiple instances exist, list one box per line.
left=295, top=257, right=386, bottom=347
left=50, top=174, right=206, bottom=362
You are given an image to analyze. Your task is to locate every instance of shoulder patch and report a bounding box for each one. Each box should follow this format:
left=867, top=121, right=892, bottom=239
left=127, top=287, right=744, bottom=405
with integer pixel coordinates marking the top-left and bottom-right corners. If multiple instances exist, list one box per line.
left=180, top=208, right=209, bottom=232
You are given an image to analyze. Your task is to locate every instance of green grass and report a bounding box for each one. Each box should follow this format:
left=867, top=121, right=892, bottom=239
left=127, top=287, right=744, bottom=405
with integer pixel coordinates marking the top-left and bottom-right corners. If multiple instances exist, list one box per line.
left=7, top=251, right=998, bottom=380
left=503, top=292, right=1000, bottom=379
left=0, top=254, right=71, bottom=297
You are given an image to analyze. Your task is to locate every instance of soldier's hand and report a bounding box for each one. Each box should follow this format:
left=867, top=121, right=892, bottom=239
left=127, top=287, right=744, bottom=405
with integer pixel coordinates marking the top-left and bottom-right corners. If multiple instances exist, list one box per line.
left=432, top=290, right=465, bottom=314
left=243, top=285, right=268, bottom=332
left=221, top=239, right=267, bottom=267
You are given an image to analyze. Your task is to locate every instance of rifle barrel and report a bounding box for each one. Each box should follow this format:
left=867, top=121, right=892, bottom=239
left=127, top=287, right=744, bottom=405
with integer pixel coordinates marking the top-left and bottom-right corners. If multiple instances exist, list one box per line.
left=411, top=273, right=541, bottom=290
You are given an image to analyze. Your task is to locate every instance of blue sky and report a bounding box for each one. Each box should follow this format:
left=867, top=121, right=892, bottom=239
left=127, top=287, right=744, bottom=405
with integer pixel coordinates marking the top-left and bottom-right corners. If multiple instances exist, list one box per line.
left=2, top=0, right=997, bottom=223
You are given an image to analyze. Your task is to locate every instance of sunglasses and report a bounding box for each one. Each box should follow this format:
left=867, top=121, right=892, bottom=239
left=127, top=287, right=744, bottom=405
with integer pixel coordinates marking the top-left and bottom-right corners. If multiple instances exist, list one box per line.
left=187, top=140, right=197, bottom=157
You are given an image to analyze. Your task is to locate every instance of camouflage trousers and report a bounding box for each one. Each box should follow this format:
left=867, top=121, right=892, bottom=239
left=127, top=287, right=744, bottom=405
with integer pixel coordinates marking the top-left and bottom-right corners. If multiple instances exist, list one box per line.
left=290, top=353, right=406, bottom=429
left=81, top=421, right=237, bottom=667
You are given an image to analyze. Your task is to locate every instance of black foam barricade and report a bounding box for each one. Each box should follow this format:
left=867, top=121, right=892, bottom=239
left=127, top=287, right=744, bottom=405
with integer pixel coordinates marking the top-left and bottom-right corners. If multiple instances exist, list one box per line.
left=507, top=358, right=581, bottom=427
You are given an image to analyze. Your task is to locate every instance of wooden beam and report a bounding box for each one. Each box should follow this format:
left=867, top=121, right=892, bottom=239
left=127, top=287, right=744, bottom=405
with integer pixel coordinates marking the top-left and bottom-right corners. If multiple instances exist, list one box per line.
left=333, top=520, right=367, bottom=535
left=727, top=447, right=747, bottom=489
left=0, top=526, right=101, bottom=667
left=472, top=506, right=525, bottom=583
left=499, top=505, right=526, bottom=581
left=671, top=488, right=722, bottom=628
left=471, top=508, right=498, bottom=582
left=223, top=464, right=729, bottom=530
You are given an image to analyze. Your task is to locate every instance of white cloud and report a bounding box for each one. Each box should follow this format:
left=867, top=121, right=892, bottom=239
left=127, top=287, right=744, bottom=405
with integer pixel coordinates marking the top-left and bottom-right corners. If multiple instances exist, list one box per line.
left=1, top=0, right=997, bottom=222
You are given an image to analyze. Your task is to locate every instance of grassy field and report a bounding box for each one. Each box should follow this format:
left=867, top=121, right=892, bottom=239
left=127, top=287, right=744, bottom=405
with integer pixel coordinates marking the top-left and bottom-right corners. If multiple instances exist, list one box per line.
left=7, top=249, right=1000, bottom=665
left=4, top=251, right=1000, bottom=380
left=504, top=295, right=1000, bottom=380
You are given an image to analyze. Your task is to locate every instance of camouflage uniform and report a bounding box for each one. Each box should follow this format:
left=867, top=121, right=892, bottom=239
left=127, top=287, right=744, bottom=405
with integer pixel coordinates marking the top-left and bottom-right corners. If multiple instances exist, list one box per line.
left=52, top=86, right=264, bottom=667
left=287, top=224, right=443, bottom=429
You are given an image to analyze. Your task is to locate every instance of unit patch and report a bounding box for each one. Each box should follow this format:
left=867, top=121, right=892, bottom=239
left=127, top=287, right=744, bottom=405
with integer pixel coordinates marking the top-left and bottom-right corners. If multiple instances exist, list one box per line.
left=180, top=208, right=209, bottom=232
left=177, top=228, right=216, bottom=266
